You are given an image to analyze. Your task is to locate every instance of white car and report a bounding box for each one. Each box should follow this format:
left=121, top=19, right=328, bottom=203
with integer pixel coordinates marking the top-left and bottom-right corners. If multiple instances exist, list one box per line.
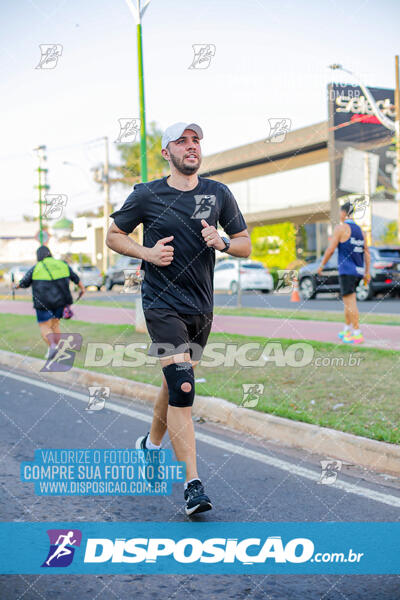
left=73, top=265, right=103, bottom=290
left=214, top=259, right=274, bottom=294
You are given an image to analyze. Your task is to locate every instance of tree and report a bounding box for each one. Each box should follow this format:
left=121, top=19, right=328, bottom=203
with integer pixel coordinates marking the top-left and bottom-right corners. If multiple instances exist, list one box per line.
left=113, top=121, right=168, bottom=186
left=76, top=206, right=110, bottom=218
left=381, top=221, right=398, bottom=244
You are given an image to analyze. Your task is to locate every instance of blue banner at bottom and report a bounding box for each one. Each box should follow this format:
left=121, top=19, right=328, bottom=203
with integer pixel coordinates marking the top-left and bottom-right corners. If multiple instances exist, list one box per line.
left=0, top=522, right=398, bottom=574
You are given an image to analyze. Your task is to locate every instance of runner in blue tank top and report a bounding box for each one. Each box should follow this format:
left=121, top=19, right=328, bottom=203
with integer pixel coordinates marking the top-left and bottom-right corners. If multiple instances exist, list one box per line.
left=317, top=202, right=370, bottom=344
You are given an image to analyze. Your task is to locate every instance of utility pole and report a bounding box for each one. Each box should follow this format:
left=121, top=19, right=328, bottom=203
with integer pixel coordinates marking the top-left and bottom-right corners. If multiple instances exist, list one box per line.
left=33, top=145, right=49, bottom=244
left=364, top=153, right=372, bottom=245
left=395, top=55, right=400, bottom=242
left=103, top=136, right=111, bottom=273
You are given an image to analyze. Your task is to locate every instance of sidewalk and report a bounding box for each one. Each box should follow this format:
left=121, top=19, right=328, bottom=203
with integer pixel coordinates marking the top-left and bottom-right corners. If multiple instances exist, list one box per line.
left=1, top=300, right=399, bottom=350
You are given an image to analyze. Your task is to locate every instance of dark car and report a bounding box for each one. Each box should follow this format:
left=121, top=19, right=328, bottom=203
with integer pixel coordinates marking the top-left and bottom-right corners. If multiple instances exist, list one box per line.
left=298, top=246, right=400, bottom=301
left=105, top=255, right=141, bottom=290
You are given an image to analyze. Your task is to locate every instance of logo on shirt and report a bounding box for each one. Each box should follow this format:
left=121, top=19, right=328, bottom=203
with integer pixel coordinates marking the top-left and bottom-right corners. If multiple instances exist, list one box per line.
left=191, top=195, right=216, bottom=219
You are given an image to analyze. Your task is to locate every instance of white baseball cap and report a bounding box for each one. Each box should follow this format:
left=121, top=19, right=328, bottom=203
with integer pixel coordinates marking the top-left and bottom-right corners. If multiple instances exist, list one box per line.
left=162, top=122, right=203, bottom=150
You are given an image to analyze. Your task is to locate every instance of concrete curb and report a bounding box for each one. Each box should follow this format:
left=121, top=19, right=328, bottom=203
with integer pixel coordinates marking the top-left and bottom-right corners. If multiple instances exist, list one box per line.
left=1, top=349, right=399, bottom=476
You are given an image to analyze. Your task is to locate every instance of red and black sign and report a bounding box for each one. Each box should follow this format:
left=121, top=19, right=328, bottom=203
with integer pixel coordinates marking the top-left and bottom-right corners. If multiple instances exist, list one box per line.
left=330, top=83, right=395, bottom=144
left=327, top=83, right=396, bottom=221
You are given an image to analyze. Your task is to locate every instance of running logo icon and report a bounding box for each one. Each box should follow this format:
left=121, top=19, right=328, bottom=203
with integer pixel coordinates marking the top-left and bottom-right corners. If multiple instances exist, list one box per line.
left=44, top=194, right=68, bottom=220
left=266, top=118, right=291, bottom=143
left=191, top=195, right=216, bottom=219
left=35, top=44, right=63, bottom=70
left=188, top=44, right=216, bottom=70
left=42, top=529, right=82, bottom=568
left=86, top=386, right=110, bottom=411
left=352, top=196, right=369, bottom=220
left=318, top=460, right=342, bottom=485
left=240, top=383, right=264, bottom=408
left=276, top=270, right=298, bottom=294
left=115, top=118, right=140, bottom=143
left=122, top=268, right=144, bottom=293
left=41, top=334, right=82, bottom=372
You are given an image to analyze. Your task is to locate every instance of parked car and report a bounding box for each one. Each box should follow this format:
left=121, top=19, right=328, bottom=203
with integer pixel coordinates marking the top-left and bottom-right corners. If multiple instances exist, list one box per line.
left=4, top=265, right=31, bottom=285
left=298, top=246, right=400, bottom=301
left=74, top=265, right=103, bottom=290
left=214, top=259, right=274, bottom=294
left=105, top=256, right=141, bottom=290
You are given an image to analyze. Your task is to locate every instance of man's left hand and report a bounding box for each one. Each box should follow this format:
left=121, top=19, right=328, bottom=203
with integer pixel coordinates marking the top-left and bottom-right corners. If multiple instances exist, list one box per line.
left=317, top=266, right=323, bottom=276
left=201, top=219, right=225, bottom=250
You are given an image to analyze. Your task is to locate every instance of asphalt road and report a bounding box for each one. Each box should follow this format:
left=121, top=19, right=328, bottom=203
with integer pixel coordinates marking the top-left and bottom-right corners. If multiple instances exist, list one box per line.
left=1, top=368, right=400, bottom=599
left=4, top=284, right=400, bottom=314
left=214, top=291, right=400, bottom=314
left=68, top=289, right=400, bottom=315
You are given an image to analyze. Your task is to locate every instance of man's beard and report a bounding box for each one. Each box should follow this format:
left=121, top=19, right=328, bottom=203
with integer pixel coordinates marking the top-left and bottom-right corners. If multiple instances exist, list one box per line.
left=170, top=152, right=201, bottom=175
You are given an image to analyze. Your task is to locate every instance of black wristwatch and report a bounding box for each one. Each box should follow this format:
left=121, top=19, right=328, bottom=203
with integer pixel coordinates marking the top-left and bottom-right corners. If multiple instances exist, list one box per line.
left=220, top=236, right=230, bottom=253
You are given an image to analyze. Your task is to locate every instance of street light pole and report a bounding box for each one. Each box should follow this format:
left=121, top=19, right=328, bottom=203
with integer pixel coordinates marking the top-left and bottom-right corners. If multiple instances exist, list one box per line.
left=34, top=145, right=49, bottom=245
left=103, top=136, right=111, bottom=273
left=126, top=0, right=151, bottom=184
left=137, top=19, right=147, bottom=183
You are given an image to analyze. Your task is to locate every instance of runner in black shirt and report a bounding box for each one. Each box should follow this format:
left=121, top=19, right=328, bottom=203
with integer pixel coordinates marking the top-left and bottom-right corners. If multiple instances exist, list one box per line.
left=107, top=122, right=251, bottom=515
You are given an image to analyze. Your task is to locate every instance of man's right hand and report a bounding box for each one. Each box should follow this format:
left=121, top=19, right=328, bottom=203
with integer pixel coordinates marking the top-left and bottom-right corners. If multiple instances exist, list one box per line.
left=145, top=236, right=174, bottom=266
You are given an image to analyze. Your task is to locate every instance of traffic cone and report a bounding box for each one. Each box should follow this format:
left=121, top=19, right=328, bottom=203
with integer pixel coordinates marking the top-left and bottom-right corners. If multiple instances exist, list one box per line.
left=290, top=276, right=300, bottom=302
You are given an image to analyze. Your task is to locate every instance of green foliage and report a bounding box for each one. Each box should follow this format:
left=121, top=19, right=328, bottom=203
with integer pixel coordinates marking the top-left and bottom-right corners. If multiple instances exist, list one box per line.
left=76, top=207, right=103, bottom=218
left=268, top=267, right=280, bottom=288
left=251, top=222, right=296, bottom=268
left=115, top=121, right=168, bottom=186
left=69, top=253, right=91, bottom=265
left=297, top=225, right=308, bottom=255
left=380, top=221, right=398, bottom=245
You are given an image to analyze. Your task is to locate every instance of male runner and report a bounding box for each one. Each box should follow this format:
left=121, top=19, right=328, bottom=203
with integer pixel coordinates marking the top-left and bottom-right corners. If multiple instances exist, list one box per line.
left=17, top=246, right=85, bottom=359
left=106, top=122, right=251, bottom=514
left=317, top=201, right=370, bottom=344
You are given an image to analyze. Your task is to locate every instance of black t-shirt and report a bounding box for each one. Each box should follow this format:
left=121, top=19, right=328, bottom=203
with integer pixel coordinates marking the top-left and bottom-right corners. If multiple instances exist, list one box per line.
left=110, top=176, right=247, bottom=314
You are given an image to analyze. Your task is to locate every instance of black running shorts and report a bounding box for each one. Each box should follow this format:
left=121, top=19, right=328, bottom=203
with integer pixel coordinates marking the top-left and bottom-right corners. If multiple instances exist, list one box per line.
left=339, top=274, right=362, bottom=297
left=143, top=308, right=213, bottom=361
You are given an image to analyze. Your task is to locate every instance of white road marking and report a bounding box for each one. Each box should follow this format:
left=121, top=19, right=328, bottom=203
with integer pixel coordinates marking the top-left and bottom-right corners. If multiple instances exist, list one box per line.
left=2, top=369, right=400, bottom=508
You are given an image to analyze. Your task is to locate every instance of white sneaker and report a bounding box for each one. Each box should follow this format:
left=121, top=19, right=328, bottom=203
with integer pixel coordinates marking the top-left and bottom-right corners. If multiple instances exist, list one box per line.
left=135, top=433, right=150, bottom=450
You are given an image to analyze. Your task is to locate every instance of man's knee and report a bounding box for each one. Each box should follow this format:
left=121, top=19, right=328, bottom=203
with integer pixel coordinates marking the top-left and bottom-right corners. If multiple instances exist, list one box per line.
left=162, top=362, right=195, bottom=407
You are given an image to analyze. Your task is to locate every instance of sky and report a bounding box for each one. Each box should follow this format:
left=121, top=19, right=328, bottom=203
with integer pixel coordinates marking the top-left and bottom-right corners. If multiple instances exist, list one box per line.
left=1, top=0, right=400, bottom=222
